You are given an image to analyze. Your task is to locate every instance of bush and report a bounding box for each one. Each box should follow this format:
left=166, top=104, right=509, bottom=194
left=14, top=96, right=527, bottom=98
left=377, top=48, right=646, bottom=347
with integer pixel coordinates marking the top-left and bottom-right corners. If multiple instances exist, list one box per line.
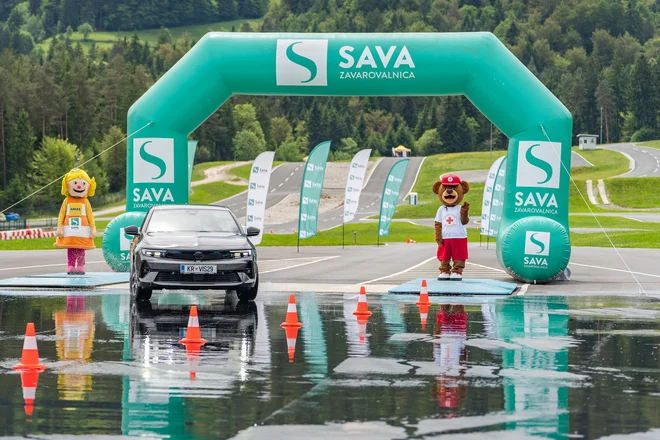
left=631, top=127, right=657, bottom=142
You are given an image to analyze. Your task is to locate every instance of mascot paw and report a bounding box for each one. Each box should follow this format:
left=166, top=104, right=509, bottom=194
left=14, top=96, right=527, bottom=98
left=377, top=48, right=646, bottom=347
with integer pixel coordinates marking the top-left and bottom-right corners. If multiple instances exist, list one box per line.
left=450, top=273, right=463, bottom=281
left=436, top=240, right=444, bottom=247
left=461, top=202, right=470, bottom=211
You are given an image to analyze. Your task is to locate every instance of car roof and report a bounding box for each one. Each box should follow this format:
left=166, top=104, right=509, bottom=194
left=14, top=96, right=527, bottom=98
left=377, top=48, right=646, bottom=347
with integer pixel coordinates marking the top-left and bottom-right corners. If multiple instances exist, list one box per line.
left=150, top=204, right=231, bottom=211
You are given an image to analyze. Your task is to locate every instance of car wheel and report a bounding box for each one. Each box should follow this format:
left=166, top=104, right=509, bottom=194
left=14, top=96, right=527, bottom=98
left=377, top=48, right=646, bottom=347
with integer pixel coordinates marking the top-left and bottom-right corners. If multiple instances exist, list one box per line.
left=130, top=266, right=152, bottom=301
left=237, top=276, right=258, bottom=302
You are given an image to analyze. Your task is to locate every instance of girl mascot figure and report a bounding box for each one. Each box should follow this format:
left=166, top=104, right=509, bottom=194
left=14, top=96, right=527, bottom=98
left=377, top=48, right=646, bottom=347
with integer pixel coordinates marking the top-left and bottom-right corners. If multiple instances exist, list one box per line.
left=55, top=168, right=97, bottom=275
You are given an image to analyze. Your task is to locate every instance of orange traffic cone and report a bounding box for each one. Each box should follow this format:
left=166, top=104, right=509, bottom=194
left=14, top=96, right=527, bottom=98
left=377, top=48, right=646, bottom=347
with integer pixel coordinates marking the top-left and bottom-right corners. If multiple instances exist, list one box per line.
left=185, top=342, right=201, bottom=381
left=179, top=306, right=207, bottom=345
left=416, top=280, right=432, bottom=306
left=284, top=326, right=300, bottom=362
left=13, top=323, right=46, bottom=371
left=406, top=238, right=417, bottom=244
left=281, top=294, right=303, bottom=328
left=353, top=286, right=372, bottom=317
left=19, top=369, right=41, bottom=417
left=356, top=316, right=369, bottom=344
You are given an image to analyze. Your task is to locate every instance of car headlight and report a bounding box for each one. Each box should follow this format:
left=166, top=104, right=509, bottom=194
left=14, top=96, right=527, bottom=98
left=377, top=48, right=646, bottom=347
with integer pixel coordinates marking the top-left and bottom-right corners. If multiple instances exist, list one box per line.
left=142, top=249, right=166, bottom=258
left=231, top=249, right=252, bottom=258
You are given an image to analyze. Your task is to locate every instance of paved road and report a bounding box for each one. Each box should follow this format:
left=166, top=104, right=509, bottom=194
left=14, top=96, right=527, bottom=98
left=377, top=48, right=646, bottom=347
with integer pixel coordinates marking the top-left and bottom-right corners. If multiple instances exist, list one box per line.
left=600, top=143, right=660, bottom=177
left=2, top=244, right=659, bottom=295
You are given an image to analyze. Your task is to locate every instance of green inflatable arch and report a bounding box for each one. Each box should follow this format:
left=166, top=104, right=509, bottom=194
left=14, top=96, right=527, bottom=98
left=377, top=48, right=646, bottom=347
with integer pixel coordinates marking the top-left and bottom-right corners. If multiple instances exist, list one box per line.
left=103, top=32, right=572, bottom=282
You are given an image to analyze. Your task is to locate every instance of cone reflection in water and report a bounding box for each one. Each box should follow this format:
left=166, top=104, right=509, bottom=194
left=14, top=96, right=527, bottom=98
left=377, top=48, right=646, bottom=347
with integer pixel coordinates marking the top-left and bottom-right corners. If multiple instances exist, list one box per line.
left=356, top=316, right=369, bottom=344
left=180, top=305, right=207, bottom=345
left=353, top=286, right=372, bottom=317
left=418, top=303, right=430, bottom=331
left=281, top=294, right=303, bottom=328
left=13, top=323, right=46, bottom=371
left=283, top=326, right=300, bottom=362
left=19, top=369, right=41, bottom=419
left=185, top=342, right=202, bottom=380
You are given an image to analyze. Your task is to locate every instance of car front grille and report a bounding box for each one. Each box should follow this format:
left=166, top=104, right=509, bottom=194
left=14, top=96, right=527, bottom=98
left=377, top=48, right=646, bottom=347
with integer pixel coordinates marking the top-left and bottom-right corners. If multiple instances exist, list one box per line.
left=162, top=250, right=234, bottom=261
left=155, top=272, right=241, bottom=283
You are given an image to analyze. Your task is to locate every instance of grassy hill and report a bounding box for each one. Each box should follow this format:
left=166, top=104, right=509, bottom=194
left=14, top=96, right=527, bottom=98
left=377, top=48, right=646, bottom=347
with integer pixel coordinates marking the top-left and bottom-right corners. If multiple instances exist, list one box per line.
left=40, top=18, right=263, bottom=52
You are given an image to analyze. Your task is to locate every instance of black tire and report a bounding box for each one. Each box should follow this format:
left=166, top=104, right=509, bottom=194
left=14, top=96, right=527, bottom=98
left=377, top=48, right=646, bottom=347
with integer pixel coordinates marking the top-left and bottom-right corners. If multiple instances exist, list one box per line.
left=237, top=276, right=258, bottom=302
left=130, top=266, right=152, bottom=301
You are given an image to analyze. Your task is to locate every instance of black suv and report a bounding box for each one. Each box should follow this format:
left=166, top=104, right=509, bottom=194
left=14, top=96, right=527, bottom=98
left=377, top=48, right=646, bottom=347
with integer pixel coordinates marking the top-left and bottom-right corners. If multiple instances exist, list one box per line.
left=125, top=205, right=259, bottom=302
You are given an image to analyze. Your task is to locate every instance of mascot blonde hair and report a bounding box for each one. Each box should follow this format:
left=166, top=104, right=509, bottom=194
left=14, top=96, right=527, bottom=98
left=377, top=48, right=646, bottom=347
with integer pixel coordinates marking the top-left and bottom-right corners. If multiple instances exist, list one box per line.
left=55, top=168, right=97, bottom=275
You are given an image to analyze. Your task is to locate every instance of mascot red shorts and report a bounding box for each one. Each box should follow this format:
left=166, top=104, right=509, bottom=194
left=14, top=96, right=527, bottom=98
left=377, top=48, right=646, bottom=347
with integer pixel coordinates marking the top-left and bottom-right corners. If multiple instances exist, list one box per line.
left=437, top=238, right=469, bottom=261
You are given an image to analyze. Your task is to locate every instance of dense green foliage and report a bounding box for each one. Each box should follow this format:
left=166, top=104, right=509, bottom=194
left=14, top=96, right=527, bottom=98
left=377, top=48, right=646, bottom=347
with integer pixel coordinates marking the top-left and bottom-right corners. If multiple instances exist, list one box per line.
left=3, top=0, right=660, bottom=216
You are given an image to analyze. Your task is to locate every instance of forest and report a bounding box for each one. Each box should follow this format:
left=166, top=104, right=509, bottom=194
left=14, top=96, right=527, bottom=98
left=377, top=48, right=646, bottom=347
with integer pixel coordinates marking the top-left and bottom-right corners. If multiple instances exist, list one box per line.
left=1, top=0, right=660, bottom=213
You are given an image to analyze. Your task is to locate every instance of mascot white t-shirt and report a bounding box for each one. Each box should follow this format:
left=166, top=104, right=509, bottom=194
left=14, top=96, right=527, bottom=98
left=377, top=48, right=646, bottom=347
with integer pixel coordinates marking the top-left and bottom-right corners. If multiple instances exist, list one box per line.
left=435, top=205, right=467, bottom=239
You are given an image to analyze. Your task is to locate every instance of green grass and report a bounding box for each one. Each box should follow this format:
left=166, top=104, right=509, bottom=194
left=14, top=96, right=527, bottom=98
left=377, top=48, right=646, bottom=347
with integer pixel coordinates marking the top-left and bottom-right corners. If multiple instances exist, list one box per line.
left=192, top=161, right=232, bottom=182
left=568, top=215, right=659, bottom=229
left=571, top=230, right=660, bottom=248
left=638, top=140, right=660, bottom=149
left=0, top=237, right=103, bottom=251
left=231, top=161, right=284, bottom=181
left=189, top=181, right=246, bottom=204
left=40, top=18, right=263, bottom=52
left=605, top=177, right=660, bottom=209
left=259, top=222, right=483, bottom=246
left=570, top=147, right=629, bottom=180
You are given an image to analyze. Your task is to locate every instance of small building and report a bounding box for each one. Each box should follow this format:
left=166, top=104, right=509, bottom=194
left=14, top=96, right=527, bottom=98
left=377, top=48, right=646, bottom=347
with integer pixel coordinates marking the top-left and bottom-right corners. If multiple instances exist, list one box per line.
left=577, top=134, right=598, bottom=150
left=392, top=145, right=411, bottom=157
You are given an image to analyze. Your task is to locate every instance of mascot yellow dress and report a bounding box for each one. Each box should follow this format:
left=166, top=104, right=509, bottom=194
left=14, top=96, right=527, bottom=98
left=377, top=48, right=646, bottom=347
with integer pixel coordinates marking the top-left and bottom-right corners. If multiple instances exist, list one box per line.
left=55, top=169, right=97, bottom=275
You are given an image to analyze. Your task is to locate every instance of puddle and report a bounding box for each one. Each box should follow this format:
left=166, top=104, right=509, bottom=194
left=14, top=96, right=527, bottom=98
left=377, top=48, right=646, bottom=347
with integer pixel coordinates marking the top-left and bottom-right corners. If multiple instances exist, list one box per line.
left=0, top=293, right=659, bottom=439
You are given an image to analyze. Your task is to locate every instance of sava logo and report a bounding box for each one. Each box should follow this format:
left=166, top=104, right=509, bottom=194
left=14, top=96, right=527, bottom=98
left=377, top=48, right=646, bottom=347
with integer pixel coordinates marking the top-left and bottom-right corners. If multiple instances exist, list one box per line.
left=304, top=180, right=322, bottom=189
left=119, top=228, right=133, bottom=252
left=248, top=199, right=264, bottom=206
left=388, top=175, right=402, bottom=183
left=380, top=215, right=388, bottom=222
left=300, top=230, right=307, bottom=238
left=247, top=215, right=263, bottom=222
left=250, top=182, right=266, bottom=190
left=350, top=175, right=363, bottom=181
left=276, top=40, right=328, bottom=86
left=379, top=228, right=387, bottom=235
left=307, top=163, right=324, bottom=172
left=382, top=202, right=389, bottom=209
left=300, top=213, right=317, bottom=221
left=133, top=138, right=174, bottom=183
left=352, top=162, right=365, bottom=169
left=515, top=192, right=558, bottom=215
left=385, top=189, right=399, bottom=196
left=516, top=141, right=562, bottom=189
left=524, top=231, right=550, bottom=267
left=252, top=166, right=268, bottom=174
left=339, top=45, right=415, bottom=80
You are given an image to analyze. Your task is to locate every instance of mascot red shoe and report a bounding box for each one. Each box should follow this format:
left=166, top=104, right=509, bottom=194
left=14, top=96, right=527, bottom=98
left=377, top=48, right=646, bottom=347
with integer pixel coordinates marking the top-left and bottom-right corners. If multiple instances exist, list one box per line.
left=432, top=174, right=470, bottom=281
left=55, top=168, right=97, bottom=275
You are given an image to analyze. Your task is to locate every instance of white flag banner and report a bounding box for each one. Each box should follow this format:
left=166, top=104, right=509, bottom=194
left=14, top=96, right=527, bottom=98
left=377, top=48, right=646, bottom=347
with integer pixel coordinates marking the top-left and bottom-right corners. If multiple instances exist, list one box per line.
left=480, top=156, right=505, bottom=235
left=245, top=151, right=275, bottom=245
left=343, top=149, right=372, bottom=223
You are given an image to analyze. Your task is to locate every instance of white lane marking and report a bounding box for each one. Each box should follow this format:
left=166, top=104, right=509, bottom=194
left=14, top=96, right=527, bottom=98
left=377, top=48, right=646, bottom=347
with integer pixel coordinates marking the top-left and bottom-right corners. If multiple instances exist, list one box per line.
left=278, top=183, right=283, bottom=188
left=623, top=216, right=645, bottom=223
left=640, top=174, right=648, bottom=177
left=284, top=177, right=289, bottom=182
left=404, top=157, right=427, bottom=200
left=597, top=180, right=610, bottom=205
left=655, top=167, right=659, bottom=173
left=570, top=262, right=660, bottom=279
left=290, top=172, right=295, bottom=176
left=0, top=261, right=106, bottom=272
left=360, top=256, right=437, bottom=285
left=517, top=284, right=529, bottom=296
left=614, top=151, right=636, bottom=177
left=586, top=180, right=599, bottom=205
left=270, top=189, right=276, bottom=193
left=572, top=151, right=595, bottom=167
left=261, top=255, right=340, bottom=274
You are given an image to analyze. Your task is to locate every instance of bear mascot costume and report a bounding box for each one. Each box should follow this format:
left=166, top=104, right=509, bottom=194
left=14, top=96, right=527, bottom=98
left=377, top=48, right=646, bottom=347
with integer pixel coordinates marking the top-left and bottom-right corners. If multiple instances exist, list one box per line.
left=432, top=174, right=470, bottom=281
left=55, top=168, right=97, bottom=275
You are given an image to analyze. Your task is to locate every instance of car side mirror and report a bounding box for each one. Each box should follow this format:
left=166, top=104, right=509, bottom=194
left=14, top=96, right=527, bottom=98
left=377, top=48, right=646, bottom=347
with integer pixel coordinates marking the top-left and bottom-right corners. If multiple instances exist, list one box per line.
left=124, top=225, right=140, bottom=236
left=246, top=226, right=260, bottom=237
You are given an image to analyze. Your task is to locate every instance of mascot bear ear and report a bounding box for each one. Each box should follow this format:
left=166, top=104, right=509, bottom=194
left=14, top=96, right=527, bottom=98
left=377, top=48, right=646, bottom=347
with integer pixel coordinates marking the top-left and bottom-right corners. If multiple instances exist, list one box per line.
left=432, top=181, right=442, bottom=195
left=460, top=181, right=470, bottom=194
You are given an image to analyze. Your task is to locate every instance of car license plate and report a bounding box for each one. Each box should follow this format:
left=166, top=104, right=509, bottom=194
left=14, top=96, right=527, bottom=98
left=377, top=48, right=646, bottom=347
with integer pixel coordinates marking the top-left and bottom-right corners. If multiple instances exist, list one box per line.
left=180, top=264, right=217, bottom=274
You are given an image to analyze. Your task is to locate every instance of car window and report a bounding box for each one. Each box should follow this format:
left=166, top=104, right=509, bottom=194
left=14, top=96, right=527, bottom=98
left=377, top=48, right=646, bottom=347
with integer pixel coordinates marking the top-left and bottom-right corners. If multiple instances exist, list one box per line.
left=146, top=209, right=241, bottom=234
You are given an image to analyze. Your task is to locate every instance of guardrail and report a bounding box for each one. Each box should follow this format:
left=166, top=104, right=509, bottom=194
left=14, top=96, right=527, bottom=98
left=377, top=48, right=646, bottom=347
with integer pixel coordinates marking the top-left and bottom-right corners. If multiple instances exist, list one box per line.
left=0, top=219, right=27, bottom=231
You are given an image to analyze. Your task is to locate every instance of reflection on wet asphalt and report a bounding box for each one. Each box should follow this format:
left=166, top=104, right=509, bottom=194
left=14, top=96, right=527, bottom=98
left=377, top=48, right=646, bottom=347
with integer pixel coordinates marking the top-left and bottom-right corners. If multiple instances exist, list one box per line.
left=1, top=291, right=660, bottom=439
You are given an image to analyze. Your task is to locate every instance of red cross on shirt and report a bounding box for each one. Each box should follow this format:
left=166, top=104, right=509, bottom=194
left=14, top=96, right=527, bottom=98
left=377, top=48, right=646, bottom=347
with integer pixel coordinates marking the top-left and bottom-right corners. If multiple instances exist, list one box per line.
left=446, top=216, right=454, bottom=225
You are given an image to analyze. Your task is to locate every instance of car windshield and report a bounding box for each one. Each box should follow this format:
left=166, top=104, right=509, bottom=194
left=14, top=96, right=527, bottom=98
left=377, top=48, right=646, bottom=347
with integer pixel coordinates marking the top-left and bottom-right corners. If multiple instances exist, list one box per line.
left=146, top=209, right=241, bottom=234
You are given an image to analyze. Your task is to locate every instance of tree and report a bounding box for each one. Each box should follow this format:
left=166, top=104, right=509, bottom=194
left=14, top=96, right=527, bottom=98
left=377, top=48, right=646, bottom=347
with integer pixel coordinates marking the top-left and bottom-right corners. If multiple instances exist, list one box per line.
left=628, top=54, right=656, bottom=130
left=5, top=111, right=36, bottom=186
left=218, top=0, right=238, bottom=20
left=77, top=23, right=93, bottom=41
left=30, top=137, right=78, bottom=200
left=416, top=129, right=443, bottom=156
left=275, top=136, right=302, bottom=161
left=271, top=116, right=293, bottom=148
left=100, top=127, right=127, bottom=193
left=65, top=26, right=73, bottom=39
left=233, top=130, right=266, bottom=160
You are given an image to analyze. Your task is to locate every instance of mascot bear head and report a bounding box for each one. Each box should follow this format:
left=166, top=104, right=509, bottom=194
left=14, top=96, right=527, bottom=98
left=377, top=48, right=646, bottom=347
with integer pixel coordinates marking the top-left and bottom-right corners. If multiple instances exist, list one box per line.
left=432, top=174, right=469, bottom=207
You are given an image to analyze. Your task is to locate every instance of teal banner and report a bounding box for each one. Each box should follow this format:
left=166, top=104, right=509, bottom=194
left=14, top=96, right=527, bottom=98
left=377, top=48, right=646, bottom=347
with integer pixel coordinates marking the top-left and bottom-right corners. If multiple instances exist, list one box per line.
left=482, top=156, right=506, bottom=237
left=187, top=140, right=198, bottom=194
left=298, top=141, right=331, bottom=240
left=378, top=159, right=409, bottom=237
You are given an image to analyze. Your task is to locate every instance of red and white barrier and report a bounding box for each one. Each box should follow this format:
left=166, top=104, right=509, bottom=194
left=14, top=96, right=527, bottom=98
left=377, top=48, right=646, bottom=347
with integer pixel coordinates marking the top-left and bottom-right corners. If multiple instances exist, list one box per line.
left=0, top=228, right=57, bottom=240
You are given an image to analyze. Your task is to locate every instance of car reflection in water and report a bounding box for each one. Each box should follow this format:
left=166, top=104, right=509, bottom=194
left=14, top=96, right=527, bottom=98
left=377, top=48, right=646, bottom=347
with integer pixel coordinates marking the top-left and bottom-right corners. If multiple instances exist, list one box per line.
left=124, top=292, right=268, bottom=438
